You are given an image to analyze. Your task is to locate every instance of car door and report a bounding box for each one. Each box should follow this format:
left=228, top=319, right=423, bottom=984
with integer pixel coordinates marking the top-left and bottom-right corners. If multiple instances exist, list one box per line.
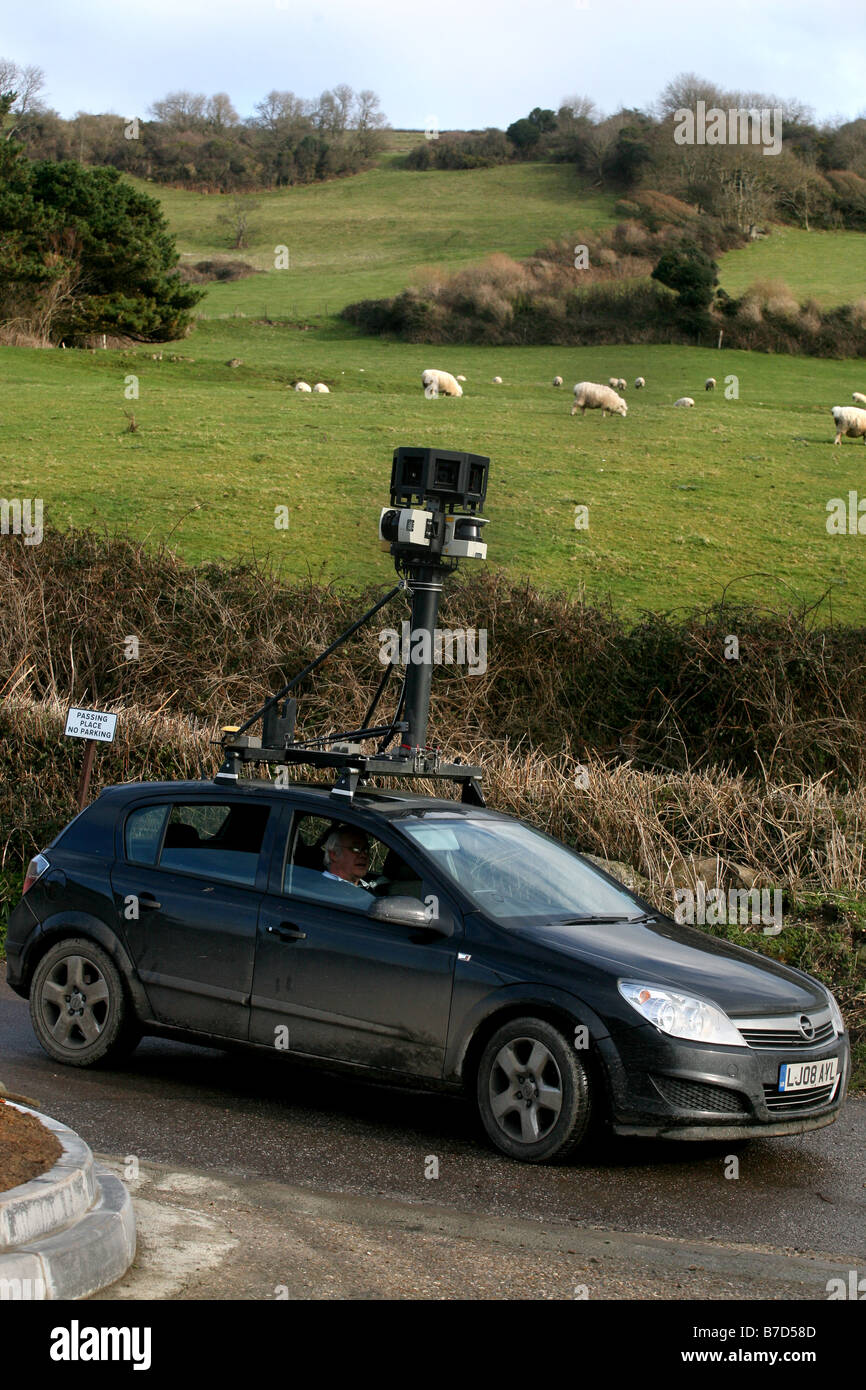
left=111, top=795, right=280, bottom=1040
left=249, top=805, right=461, bottom=1077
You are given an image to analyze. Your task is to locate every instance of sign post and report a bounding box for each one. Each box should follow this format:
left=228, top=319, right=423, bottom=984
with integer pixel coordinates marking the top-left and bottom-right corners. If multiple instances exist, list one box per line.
left=64, top=708, right=118, bottom=811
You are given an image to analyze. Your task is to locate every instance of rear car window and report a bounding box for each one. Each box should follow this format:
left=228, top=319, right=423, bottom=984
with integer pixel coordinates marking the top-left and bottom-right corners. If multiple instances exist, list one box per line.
left=125, top=804, right=170, bottom=866
left=125, top=801, right=272, bottom=887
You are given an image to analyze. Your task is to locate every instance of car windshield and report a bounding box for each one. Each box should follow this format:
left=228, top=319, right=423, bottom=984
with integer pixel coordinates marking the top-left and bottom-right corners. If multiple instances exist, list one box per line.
left=399, top=815, right=648, bottom=929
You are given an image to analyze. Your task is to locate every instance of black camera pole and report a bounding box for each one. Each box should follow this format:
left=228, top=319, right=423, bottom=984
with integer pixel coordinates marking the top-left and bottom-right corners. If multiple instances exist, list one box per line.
left=401, top=563, right=443, bottom=753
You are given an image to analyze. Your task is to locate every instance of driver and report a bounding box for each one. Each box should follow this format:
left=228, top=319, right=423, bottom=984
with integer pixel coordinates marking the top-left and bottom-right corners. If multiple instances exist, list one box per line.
left=322, top=827, right=372, bottom=885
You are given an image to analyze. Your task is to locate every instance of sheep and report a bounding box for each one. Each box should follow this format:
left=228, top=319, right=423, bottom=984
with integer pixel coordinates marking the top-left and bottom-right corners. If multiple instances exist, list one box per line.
left=852, top=392, right=866, bottom=406
left=456, top=374, right=467, bottom=382
left=294, top=381, right=312, bottom=392
left=705, top=377, right=716, bottom=391
left=492, top=376, right=503, bottom=384
left=553, top=376, right=563, bottom=387
left=673, top=397, right=695, bottom=408
left=831, top=405, right=866, bottom=445
left=571, top=382, right=627, bottom=418
left=634, top=376, right=645, bottom=389
left=421, top=368, right=463, bottom=398
left=608, top=376, right=627, bottom=391
left=312, top=383, right=329, bottom=393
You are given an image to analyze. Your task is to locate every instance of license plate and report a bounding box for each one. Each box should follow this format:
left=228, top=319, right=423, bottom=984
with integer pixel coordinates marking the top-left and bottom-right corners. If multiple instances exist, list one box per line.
left=778, top=1057, right=838, bottom=1092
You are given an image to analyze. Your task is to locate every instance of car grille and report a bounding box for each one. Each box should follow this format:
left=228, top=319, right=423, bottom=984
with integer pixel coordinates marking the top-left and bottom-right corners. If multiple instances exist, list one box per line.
left=763, top=1083, right=838, bottom=1114
left=740, top=1020, right=835, bottom=1050
left=652, top=1075, right=750, bottom=1115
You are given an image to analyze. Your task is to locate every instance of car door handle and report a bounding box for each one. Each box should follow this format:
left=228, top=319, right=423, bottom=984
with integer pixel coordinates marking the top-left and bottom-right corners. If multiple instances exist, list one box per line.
left=138, top=893, right=161, bottom=910
left=268, top=922, right=307, bottom=941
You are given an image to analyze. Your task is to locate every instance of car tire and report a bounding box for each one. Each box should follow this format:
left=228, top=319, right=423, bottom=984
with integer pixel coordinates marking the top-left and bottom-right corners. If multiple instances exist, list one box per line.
left=476, top=1016, right=592, bottom=1163
left=29, top=937, right=140, bottom=1067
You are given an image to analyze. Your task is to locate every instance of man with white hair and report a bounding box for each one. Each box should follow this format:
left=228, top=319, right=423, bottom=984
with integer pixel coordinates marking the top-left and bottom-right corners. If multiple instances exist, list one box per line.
left=322, top=826, right=372, bottom=886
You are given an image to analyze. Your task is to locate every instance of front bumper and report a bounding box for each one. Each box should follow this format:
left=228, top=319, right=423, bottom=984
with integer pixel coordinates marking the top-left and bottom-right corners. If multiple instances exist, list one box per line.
left=596, top=1019, right=850, bottom=1141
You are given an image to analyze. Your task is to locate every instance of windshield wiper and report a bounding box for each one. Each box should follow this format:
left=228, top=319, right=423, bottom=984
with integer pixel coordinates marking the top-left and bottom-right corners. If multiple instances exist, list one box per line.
left=559, top=913, right=654, bottom=925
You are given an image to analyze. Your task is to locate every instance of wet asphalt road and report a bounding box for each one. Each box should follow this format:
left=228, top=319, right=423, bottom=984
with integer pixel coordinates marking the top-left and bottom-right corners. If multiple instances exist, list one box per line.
left=2, top=964, right=864, bottom=1264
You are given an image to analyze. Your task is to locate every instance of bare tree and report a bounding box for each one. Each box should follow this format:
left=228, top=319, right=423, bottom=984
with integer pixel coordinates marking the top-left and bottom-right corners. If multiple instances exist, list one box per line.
left=558, top=93, right=598, bottom=133
left=772, top=152, right=832, bottom=231
left=252, top=90, right=307, bottom=132
left=217, top=196, right=260, bottom=249
left=332, top=83, right=354, bottom=134
left=352, top=89, right=387, bottom=157
left=655, top=72, right=725, bottom=119
left=149, top=91, right=208, bottom=127
left=0, top=58, right=46, bottom=138
left=206, top=93, right=238, bottom=129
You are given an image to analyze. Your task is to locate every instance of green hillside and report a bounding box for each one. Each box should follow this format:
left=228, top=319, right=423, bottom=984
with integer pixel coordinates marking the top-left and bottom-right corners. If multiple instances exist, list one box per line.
left=719, top=227, right=866, bottom=307
left=141, top=164, right=618, bottom=318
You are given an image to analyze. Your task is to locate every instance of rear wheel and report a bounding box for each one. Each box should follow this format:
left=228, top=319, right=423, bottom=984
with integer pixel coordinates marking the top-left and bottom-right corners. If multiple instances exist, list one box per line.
left=29, top=937, right=140, bottom=1067
left=476, top=1016, right=592, bottom=1163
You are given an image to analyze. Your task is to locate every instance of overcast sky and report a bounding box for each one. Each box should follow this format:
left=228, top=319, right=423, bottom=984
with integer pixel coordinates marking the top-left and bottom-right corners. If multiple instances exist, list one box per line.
left=4, top=0, right=865, bottom=129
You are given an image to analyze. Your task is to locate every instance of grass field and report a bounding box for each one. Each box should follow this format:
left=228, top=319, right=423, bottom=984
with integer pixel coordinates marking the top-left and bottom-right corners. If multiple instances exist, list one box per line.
left=718, top=227, right=866, bottom=306
left=2, top=326, right=865, bottom=617
left=2, top=161, right=865, bottom=618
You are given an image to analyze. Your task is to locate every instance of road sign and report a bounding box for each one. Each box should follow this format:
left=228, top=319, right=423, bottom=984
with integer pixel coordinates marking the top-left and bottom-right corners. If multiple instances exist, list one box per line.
left=64, top=708, right=118, bottom=743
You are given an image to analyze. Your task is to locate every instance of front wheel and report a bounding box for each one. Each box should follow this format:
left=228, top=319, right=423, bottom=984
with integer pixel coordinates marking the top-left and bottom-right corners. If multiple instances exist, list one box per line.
left=476, top=1017, right=592, bottom=1163
left=29, top=937, right=140, bottom=1067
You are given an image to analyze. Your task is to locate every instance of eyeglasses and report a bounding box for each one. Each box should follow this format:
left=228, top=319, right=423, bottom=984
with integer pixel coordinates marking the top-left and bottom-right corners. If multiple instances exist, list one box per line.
left=340, top=843, right=370, bottom=856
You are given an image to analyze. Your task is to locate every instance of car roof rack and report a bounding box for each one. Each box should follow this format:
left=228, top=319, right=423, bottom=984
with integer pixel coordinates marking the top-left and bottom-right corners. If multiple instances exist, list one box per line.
left=215, top=445, right=489, bottom=807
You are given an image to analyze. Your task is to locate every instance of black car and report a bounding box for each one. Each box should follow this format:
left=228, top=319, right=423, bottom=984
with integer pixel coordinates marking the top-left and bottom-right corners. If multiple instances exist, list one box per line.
left=6, top=778, right=848, bottom=1162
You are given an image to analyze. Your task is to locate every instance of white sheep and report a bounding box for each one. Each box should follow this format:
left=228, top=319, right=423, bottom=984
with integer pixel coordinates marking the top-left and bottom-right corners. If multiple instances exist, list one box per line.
left=553, top=376, right=563, bottom=387
left=705, top=377, right=716, bottom=391
left=492, top=376, right=503, bottom=384
left=852, top=392, right=866, bottom=405
left=673, top=397, right=695, bottom=408
left=456, top=374, right=467, bottom=382
left=421, top=368, right=463, bottom=398
left=634, top=376, right=645, bottom=389
left=571, top=382, right=627, bottom=418
left=831, top=405, right=866, bottom=444
left=608, top=376, right=627, bottom=391
left=312, top=383, right=330, bottom=393
left=294, top=381, right=312, bottom=392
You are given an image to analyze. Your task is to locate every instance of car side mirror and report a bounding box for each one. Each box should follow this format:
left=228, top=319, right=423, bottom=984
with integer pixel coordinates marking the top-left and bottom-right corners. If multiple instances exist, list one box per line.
left=367, top=896, right=453, bottom=937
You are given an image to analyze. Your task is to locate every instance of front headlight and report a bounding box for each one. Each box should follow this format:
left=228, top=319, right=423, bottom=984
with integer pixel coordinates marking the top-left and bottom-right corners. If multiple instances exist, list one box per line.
left=826, top=988, right=846, bottom=1036
left=618, top=980, right=746, bottom=1046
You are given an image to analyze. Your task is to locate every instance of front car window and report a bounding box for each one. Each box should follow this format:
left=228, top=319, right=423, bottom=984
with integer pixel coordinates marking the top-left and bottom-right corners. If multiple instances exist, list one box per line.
left=282, top=814, right=432, bottom=916
left=400, top=815, right=645, bottom=929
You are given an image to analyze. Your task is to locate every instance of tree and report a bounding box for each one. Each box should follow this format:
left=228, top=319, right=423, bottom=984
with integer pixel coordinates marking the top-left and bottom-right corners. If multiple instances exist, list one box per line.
left=558, top=94, right=598, bottom=134
left=528, top=106, right=556, bottom=133
left=655, top=72, right=725, bottom=119
left=651, top=242, right=718, bottom=329
left=506, top=118, right=540, bottom=151
left=148, top=91, right=207, bottom=128
left=217, top=195, right=260, bottom=248
left=205, top=93, right=238, bottom=130
left=352, top=89, right=386, bottom=158
left=1, top=146, right=204, bottom=343
left=0, top=57, right=46, bottom=138
left=771, top=153, right=833, bottom=231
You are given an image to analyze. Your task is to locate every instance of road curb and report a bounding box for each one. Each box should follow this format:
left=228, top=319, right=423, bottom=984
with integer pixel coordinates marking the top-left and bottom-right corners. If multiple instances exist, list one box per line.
left=0, top=1104, right=136, bottom=1300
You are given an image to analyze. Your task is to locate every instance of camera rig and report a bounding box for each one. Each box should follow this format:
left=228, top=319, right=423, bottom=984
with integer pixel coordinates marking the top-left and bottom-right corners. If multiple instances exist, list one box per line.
left=215, top=446, right=490, bottom=804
